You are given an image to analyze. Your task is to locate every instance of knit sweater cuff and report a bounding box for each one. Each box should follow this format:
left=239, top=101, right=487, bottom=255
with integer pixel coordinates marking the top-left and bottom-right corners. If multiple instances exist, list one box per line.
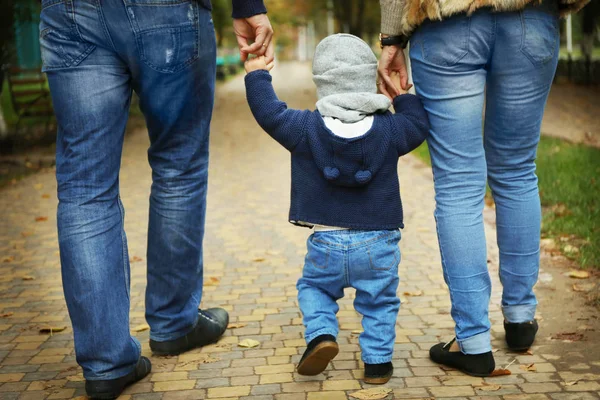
left=380, top=0, right=405, bottom=35
left=232, top=0, right=267, bottom=19
left=392, top=93, right=420, bottom=110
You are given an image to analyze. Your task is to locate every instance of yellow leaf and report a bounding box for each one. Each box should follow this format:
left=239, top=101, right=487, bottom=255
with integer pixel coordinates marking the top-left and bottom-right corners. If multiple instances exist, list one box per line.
left=41, top=194, right=51, bottom=199
left=2, top=256, right=14, bottom=263
left=35, top=216, right=48, bottom=222
left=1, top=312, right=14, bottom=318
left=475, top=384, right=502, bottom=392
left=351, top=330, right=363, bottom=335
left=520, top=363, right=537, bottom=372
left=573, top=283, right=596, bottom=292
left=565, top=380, right=579, bottom=386
left=205, top=277, right=221, bottom=286
left=568, top=270, right=590, bottom=279
left=253, top=258, right=265, bottom=262
left=403, top=290, right=423, bottom=297
left=227, top=323, right=247, bottom=329
left=130, top=256, right=143, bottom=263
left=350, top=387, right=393, bottom=400
left=22, top=276, right=35, bottom=281
left=132, top=324, right=149, bottom=333
left=34, top=184, right=43, bottom=190
left=489, top=369, right=512, bottom=377
left=39, top=326, right=67, bottom=335
left=238, top=339, right=260, bottom=348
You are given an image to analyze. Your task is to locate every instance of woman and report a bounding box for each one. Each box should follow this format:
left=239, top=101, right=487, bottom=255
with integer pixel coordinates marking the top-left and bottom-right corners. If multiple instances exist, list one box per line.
left=377, top=0, right=589, bottom=376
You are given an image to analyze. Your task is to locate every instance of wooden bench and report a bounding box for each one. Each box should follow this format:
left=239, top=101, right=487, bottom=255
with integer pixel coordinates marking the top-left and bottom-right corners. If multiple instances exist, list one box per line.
left=6, top=66, right=54, bottom=134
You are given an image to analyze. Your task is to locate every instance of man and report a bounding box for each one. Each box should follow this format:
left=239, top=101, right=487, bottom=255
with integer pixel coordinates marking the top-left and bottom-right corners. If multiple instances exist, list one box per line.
left=40, top=0, right=273, bottom=398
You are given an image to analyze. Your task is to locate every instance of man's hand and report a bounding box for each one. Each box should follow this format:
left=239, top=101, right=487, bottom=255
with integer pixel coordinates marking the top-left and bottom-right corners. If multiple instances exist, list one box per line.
left=378, top=45, right=412, bottom=100
left=245, top=56, right=275, bottom=74
left=234, top=14, right=274, bottom=63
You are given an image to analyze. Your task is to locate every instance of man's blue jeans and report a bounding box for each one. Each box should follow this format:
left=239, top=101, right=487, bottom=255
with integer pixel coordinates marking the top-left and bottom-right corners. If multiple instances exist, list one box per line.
left=40, top=0, right=216, bottom=380
left=409, top=1, right=559, bottom=354
left=298, top=230, right=401, bottom=364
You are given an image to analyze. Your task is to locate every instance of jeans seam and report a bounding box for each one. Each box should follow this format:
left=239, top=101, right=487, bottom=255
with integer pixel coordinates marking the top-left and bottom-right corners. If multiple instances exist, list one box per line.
left=95, top=0, right=118, bottom=52
left=118, top=196, right=130, bottom=301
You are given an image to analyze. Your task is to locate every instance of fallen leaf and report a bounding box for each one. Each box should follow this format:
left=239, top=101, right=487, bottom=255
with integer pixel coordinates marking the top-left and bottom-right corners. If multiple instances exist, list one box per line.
left=253, top=258, right=265, bottom=262
left=238, top=339, right=260, bottom=348
left=540, top=238, right=556, bottom=250
left=22, top=276, right=35, bottom=281
left=35, top=216, right=48, bottom=222
left=39, top=326, right=67, bottom=335
left=351, top=330, right=363, bottom=335
left=1, top=312, right=14, bottom=318
left=524, top=350, right=534, bottom=355
left=492, top=348, right=499, bottom=353
left=21, top=231, right=34, bottom=238
left=205, top=277, right=221, bottom=286
left=403, top=290, right=423, bottom=297
left=227, top=323, right=247, bottom=329
left=573, top=283, right=596, bottom=292
left=130, top=256, right=143, bottom=263
left=350, top=387, right=393, bottom=400
left=551, top=332, right=584, bottom=341
left=569, top=270, right=590, bottom=279
left=475, top=383, right=502, bottom=391
left=131, top=324, right=149, bottom=333
left=2, top=256, right=14, bottom=263
left=41, top=194, right=51, bottom=199
left=520, top=363, right=537, bottom=372
left=34, top=183, right=43, bottom=190
left=489, top=369, right=512, bottom=377
left=564, top=380, right=579, bottom=386
left=564, top=244, right=579, bottom=254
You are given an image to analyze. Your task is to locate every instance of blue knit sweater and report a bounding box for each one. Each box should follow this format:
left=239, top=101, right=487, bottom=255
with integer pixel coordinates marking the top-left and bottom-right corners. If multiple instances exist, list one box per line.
left=232, top=0, right=267, bottom=18
left=245, top=70, right=429, bottom=230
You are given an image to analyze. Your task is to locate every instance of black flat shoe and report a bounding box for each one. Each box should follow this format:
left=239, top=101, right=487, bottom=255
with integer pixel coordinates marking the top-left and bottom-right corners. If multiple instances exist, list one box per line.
left=364, top=362, right=393, bottom=384
left=86, top=356, right=151, bottom=400
left=150, top=308, right=229, bottom=356
left=505, top=319, right=538, bottom=351
left=297, top=334, right=339, bottom=376
left=430, top=338, right=495, bottom=377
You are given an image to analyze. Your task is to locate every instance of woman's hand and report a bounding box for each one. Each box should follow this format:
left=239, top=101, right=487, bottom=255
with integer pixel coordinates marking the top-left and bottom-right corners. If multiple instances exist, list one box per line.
left=378, top=45, right=412, bottom=99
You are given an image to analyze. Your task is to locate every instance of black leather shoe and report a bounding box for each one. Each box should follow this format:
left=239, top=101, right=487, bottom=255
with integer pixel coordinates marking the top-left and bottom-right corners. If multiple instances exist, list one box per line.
left=364, top=362, right=393, bottom=384
left=430, top=339, right=495, bottom=377
left=86, top=356, right=151, bottom=400
left=150, top=308, right=229, bottom=356
left=505, top=319, right=538, bottom=351
left=297, top=334, right=339, bottom=376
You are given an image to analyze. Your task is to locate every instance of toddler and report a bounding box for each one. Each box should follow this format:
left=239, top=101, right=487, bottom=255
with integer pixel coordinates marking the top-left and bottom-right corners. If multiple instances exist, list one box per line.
left=244, top=34, right=429, bottom=384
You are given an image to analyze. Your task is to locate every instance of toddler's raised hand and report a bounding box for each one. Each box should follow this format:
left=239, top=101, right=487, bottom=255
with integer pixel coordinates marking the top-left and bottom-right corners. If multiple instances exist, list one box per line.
left=245, top=56, right=275, bottom=74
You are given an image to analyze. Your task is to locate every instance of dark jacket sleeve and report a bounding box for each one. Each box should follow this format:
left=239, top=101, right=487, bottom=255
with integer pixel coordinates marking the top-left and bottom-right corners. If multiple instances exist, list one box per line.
left=389, top=94, right=430, bottom=156
left=245, top=70, right=310, bottom=151
left=232, top=0, right=267, bottom=18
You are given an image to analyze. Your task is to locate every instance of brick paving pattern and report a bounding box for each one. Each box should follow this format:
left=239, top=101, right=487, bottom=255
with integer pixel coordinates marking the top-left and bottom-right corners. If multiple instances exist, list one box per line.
left=0, top=63, right=599, bottom=399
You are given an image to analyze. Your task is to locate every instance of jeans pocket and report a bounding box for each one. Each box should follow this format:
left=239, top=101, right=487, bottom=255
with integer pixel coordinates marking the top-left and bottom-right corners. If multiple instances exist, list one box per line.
left=307, top=236, right=330, bottom=270
left=126, top=0, right=200, bottom=73
left=412, top=15, right=471, bottom=67
left=367, top=233, right=401, bottom=272
left=520, top=10, right=559, bottom=67
left=39, top=0, right=95, bottom=71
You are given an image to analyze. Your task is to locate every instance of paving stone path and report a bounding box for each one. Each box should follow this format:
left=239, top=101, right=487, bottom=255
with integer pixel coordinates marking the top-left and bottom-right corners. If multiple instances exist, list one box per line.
left=0, top=62, right=599, bottom=400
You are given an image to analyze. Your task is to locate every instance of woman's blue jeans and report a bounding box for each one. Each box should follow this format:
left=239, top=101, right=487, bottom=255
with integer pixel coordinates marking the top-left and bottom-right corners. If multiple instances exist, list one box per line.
left=40, top=0, right=216, bottom=379
left=409, top=1, right=559, bottom=354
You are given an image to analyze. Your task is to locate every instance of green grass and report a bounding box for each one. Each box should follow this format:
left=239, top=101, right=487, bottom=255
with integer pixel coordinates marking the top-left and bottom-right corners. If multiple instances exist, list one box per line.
left=559, top=47, right=600, bottom=61
left=412, top=138, right=600, bottom=269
